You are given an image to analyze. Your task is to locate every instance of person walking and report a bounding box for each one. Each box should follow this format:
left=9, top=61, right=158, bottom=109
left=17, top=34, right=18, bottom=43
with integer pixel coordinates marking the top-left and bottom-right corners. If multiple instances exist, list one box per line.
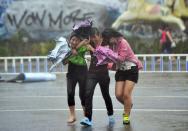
left=158, top=25, right=176, bottom=62
left=64, top=32, right=89, bottom=124
left=101, top=28, right=143, bottom=125
left=80, top=28, right=115, bottom=126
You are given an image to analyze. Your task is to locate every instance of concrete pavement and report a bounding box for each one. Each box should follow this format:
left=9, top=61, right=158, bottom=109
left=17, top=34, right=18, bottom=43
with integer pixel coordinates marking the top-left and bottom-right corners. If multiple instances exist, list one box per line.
left=0, top=73, right=188, bottom=131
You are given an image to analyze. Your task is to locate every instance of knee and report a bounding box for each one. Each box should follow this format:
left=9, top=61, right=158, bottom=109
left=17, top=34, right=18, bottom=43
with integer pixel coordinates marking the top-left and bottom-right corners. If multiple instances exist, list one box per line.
left=123, top=93, right=131, bottom=100
left=115, top=92, right=123, bottom=101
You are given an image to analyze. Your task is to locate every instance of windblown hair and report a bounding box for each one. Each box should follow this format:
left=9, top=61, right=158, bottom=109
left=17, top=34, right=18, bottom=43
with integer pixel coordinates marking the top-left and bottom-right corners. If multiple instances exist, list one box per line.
left=102, top=28, right=124, bottom=45
left=90, top=27, right=100, bottom=36
left=102, top=28, right=123, bottom=39
left=72, top=19, right=93, bottom=39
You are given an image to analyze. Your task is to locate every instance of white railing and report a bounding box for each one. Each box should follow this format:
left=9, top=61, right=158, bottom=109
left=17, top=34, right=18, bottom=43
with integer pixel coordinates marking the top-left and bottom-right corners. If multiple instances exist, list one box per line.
left=136, top=54, right=188, bottom=72
left=0, top=54, right=188, bottom=73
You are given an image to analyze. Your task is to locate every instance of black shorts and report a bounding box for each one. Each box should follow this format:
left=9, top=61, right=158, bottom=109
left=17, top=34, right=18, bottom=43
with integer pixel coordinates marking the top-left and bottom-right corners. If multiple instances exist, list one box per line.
left=115, top=66, right=139, bottom=83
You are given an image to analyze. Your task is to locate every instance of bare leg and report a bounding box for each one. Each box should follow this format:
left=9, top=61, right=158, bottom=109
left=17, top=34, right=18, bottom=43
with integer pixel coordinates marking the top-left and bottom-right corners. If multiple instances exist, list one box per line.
left=123, top=80, right=135, bottom=116
left=115, top=81, right=125, bottom=105
left=67, top=106, right=76, bottom=123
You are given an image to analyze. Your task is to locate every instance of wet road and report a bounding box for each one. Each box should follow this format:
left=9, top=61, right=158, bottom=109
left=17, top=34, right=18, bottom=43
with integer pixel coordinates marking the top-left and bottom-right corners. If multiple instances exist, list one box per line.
left=0, top=72, right=188, bottom=131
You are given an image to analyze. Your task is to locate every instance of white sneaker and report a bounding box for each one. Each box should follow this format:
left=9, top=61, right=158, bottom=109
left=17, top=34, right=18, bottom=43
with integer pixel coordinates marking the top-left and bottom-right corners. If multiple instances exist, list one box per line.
left=80, top=117, right=93, bottom=126
left=108, top=115, right=115, bottom=125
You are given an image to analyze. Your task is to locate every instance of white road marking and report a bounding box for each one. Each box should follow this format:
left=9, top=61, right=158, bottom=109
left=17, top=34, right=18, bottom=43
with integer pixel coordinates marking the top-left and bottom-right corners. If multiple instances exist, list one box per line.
left=1, top=95, right=188, bottom=98
left=0, top=108, right=188, bottom=112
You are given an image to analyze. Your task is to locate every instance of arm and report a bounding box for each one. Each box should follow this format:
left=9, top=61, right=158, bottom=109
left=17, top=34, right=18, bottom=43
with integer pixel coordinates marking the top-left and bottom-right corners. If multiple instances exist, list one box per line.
left=93, top=38, right=128, bottom=63
left=166, top=31, right=174, bottom=43
left=62, top=51, right=72, bottom=65
left=117, top=39, right=127, bottom=62
left=86, top=44, right=95, bottom=52
left=75, top=39, right=90, bottom=49
left=107, top=39, right=127, bottom=62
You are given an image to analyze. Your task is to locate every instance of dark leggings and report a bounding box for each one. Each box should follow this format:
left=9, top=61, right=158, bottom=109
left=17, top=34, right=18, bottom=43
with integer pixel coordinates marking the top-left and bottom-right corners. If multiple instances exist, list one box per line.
left=67, top=75, right=86, bottom=107
left=84, top=73, right=114, bottom=120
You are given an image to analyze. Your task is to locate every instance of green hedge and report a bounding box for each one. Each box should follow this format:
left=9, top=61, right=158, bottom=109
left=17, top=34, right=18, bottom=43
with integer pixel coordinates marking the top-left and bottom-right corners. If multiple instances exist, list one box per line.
left=0, top=32, right=187, bottom=56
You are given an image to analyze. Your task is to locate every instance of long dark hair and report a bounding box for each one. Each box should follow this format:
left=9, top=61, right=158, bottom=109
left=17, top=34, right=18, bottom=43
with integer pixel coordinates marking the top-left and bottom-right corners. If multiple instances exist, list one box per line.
left=90, top=27, right=100, bottom=36
left=89, top=27, right=101, bottom=47
left=102, top=28, right=123, bottom=44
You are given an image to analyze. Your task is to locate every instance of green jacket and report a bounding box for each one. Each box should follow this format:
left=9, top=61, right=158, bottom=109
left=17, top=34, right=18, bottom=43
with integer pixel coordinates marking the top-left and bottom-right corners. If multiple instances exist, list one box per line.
left=68, top=46, right=88, bottom=65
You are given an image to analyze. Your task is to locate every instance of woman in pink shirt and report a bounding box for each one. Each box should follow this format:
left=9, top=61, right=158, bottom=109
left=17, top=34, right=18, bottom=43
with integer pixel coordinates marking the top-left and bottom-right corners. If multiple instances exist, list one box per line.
left=102, top=28, right=143, bottom=125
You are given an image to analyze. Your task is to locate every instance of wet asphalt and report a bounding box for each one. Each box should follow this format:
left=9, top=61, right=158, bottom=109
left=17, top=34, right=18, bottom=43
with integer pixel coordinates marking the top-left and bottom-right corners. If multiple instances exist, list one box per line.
left=0, top=72, right=188, bottom=131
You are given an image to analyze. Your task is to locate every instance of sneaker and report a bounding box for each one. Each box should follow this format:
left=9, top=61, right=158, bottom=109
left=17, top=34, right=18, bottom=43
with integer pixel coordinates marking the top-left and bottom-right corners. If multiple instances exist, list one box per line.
left=80, top=117, right=93, bottom=126
left=123, top=114, right=130, bottom=125
left=108, top=115, right=115, bottom=125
